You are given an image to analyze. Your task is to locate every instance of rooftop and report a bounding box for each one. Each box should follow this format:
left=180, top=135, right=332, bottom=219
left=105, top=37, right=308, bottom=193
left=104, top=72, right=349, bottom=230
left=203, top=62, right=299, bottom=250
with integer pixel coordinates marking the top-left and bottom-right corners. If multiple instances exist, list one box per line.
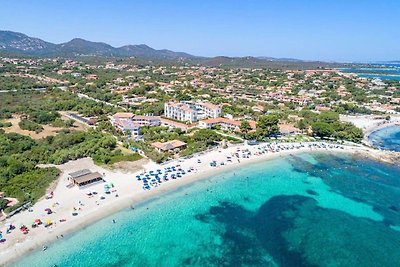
left=71, top=172, right=103, bottom=185
left=113, top=112, right=135, bottom=119
left=151, top=140, right=187, bottom=152
left=68, top=169, right=91, bottom=179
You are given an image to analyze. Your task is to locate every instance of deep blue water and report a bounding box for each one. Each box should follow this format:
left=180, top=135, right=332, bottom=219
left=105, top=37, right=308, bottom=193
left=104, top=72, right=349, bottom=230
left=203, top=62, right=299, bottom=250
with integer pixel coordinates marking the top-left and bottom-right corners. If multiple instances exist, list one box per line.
left=369, top=125, right=400, bottom=152
left=11, top=152, right=400, bottom=267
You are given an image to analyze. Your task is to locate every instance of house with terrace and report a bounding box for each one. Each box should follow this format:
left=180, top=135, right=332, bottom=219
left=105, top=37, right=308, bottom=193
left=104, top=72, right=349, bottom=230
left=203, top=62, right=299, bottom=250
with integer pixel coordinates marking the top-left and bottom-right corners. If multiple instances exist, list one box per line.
left=199, top=117, right=256, bottom=133
left=164, top=101, right=221, bottom=123
left=151, top=140, right=187, bottom=153
left=111, top=112, right=141, bottom=137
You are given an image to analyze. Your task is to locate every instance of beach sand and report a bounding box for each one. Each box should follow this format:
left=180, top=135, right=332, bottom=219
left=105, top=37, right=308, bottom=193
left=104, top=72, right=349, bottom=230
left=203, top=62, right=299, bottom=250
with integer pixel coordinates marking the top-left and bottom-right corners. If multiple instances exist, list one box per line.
left=340, top=114, right=400, bottom=145
left=0, top=141, right=394, bottom=266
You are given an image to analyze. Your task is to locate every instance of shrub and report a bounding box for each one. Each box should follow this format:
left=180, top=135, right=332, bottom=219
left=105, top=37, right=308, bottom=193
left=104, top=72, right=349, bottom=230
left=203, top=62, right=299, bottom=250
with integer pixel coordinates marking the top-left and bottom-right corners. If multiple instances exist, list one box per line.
left=19, top=119, right=43, bottom=133
left=0, top=121, right=12, bottom=127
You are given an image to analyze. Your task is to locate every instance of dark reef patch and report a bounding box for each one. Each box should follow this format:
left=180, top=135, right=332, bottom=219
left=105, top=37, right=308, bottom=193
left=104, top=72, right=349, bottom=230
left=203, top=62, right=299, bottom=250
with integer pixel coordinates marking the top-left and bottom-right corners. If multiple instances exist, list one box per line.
left=306, top=189, right=319, bottom=196
left=192, top=194, right=400, bottom=267
left=287, top=153, right=400, bottom=226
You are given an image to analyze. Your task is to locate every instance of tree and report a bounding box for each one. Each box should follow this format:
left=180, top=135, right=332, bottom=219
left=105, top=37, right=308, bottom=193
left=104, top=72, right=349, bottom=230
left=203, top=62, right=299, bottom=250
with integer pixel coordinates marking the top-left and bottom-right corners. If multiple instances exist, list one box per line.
left=193, top=129, right=221, bottom=145
left=311, top=122, right=333, bottom=138
left=318, top=111, right=339, bottom=123
left=240, top=120, right=252, bottom=134
left=257, top=114, right=279, bottom=138
left=297, top=119, right=308, bottom=132
left=0, top=198, right=8, bottom=211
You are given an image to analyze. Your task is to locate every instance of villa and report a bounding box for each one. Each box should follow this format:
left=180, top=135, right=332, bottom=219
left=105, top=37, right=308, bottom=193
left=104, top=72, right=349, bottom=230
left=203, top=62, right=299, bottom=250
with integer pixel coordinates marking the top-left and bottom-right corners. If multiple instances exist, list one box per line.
left=279, top=124, right=301, bottom=136
left=151, top=140, right=187, bottom=153
left=164, top=101, right=221, bottom=123
left=111, top=113, right=162, bottom=137
left=199, top=117, right=256, bottom=132
left=131, top=115, right=161, bottom=126
left=113, top=119, right=141, bottom=137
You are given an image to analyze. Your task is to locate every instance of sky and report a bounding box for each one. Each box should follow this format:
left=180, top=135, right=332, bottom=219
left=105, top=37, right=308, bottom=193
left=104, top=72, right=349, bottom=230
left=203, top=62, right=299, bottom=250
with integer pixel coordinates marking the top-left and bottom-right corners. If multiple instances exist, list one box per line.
left=1, top=0, right=400, bottom=62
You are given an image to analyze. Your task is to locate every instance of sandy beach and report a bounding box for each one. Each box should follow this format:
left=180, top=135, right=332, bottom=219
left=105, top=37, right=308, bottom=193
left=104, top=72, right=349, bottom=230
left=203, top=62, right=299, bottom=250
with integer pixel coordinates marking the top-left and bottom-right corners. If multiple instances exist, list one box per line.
left=0, top=141, right=395, bottom=266
left=340, top=114, right=400, bottom=146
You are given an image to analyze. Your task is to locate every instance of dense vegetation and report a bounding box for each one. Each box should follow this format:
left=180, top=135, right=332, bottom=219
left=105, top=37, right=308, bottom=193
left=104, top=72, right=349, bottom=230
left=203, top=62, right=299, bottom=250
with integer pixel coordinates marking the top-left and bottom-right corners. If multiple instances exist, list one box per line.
left=129, top=127, right=223, bottom=163
left=19, top=119, right=44, bottom=132
left=0, top=75, right=49, bottom=90
left=243, top=114, right=280, bottom=140
left=0, top=121, right=12, bottom=127
left=0, top=89, right=117, bottom=120
left=298, top=111, right=364, bottom=142
left=0, top=128, right=140, bottom=210
left=0, top=197, right=8, bottom=210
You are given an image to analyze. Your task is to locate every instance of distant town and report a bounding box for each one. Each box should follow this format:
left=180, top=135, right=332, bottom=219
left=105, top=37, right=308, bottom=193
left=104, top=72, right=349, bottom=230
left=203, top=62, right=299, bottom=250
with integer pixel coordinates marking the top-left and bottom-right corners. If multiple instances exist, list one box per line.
left=1, top=57, right=399, bottom=158
left=2, top=1, right=400, bottom=265
left=0, top=54, right=399, bottom=219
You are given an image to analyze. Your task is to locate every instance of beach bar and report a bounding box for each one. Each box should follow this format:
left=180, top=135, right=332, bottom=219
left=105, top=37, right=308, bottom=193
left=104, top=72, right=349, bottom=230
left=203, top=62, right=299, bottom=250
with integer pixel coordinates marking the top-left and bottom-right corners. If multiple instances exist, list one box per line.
left=68, top=169, right=104, bottom=187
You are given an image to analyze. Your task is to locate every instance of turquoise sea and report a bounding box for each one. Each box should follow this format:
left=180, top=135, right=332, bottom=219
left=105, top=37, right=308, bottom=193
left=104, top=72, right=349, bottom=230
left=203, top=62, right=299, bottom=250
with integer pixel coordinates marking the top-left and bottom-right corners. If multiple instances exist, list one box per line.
left=339, top=64, right=400, bottom=80
left=12, top=152, right=400, bottom=267
left=369, top=125, right=400, bottom=152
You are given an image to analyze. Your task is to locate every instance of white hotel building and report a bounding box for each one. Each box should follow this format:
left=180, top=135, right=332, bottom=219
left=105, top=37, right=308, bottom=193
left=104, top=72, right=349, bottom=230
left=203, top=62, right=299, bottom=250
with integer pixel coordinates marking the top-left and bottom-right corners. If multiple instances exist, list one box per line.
left=164, top=101, right=221, bottom=123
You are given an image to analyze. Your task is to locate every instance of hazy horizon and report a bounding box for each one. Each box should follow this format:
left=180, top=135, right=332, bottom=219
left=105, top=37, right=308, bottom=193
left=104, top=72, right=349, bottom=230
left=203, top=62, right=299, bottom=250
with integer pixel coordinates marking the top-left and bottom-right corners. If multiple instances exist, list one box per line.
left=1, top=0, right=400, bottom=62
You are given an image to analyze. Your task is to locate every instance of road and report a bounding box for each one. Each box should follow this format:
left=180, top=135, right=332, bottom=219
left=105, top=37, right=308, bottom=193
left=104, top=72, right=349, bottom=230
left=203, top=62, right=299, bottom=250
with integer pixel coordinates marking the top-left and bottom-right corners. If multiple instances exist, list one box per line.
left=58, top=86, right=126, bottom=110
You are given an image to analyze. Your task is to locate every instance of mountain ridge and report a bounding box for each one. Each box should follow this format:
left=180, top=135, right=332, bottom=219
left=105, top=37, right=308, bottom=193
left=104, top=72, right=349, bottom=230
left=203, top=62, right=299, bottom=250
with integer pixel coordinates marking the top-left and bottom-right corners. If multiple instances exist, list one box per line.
left=0, top=30, right=198, bottom=59
left=0, top=30, right=310, bottom=63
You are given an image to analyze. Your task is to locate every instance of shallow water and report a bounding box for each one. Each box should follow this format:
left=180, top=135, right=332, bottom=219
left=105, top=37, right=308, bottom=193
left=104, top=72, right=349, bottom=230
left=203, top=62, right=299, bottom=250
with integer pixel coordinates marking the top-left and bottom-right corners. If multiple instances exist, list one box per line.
left=369, top=125, right=400, bottom=152
left=12, top=152, right=400, bottom=267
left=339, top=65, right=400, bottom=80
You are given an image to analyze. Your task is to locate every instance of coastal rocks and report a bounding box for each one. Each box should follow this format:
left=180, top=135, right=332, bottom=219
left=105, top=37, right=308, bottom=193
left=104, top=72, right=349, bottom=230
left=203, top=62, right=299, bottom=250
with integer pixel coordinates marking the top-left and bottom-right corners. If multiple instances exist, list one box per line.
left=289, top=153, right=400, bottom=226
left=256, top=195, right=400, bottom=267
left=305, top=189, right=319, bottom=196
left=195, top=195, right=400, bottom=267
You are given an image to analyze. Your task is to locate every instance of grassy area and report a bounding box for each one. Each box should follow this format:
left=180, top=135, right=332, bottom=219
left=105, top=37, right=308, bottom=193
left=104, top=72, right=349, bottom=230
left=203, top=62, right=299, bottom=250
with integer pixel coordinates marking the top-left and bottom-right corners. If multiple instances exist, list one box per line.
left=0, top=121, right=12, bottom=127
left=107, top=153, right=142, bottom=165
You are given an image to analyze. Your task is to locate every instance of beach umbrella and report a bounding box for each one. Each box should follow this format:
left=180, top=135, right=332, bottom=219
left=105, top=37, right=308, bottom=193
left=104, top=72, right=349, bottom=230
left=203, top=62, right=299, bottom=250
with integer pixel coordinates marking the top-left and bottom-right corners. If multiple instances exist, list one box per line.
left=0, top=233, right=3, bottom=240
left=45, top=219, right=52, bottom=225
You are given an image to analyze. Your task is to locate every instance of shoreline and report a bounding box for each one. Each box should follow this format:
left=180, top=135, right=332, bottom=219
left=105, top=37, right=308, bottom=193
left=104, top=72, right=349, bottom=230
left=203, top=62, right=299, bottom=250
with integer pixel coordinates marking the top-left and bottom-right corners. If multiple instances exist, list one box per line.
left=363, top=121, right=400, bottom=149
left=364, top=121, right=400, bottom=142
left=0, top=142, right=397, bottom=266
left=340, top=114, right=400, bottom=147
